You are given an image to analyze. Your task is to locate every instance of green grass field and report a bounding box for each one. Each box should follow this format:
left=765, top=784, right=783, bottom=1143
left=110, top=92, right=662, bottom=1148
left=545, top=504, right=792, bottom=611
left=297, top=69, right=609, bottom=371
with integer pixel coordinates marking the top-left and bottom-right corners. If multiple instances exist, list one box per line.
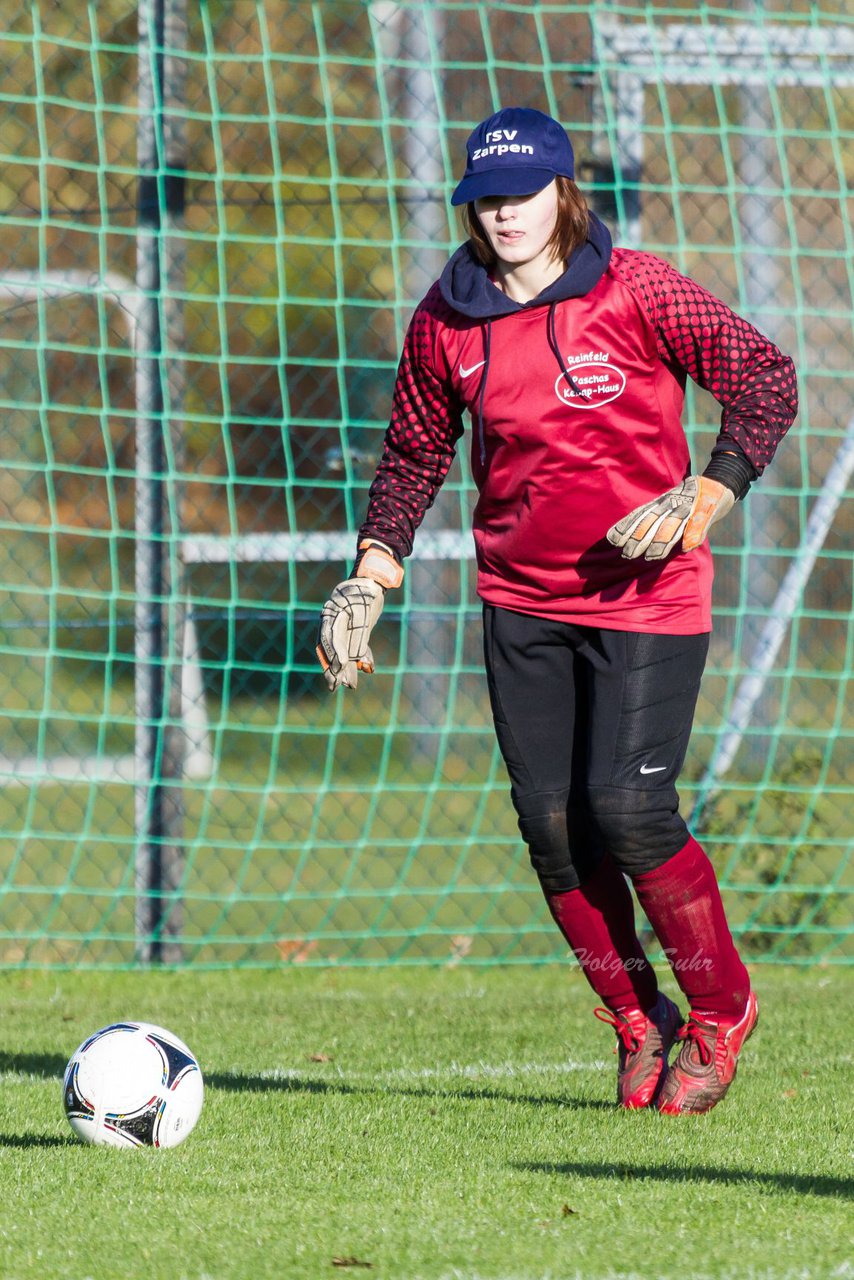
left=1, top=965, right=852, bottom=1280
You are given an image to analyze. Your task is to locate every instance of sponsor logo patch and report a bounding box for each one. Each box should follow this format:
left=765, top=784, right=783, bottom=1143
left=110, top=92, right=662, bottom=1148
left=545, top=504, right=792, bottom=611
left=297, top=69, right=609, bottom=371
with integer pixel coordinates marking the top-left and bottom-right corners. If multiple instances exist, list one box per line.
left=555, top=351, right=626, bottom=409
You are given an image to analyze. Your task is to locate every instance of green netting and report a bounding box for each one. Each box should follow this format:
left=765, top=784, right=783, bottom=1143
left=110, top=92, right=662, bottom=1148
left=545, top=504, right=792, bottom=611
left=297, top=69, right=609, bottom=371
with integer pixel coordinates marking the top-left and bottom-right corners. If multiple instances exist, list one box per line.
left=0, top=0, right=852, bottom=968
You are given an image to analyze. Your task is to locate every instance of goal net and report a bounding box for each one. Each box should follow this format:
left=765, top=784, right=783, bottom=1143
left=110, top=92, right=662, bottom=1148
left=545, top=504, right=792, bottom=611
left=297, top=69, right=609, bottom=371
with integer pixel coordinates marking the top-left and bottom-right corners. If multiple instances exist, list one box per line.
left=0, top=0, right=852, bottom=967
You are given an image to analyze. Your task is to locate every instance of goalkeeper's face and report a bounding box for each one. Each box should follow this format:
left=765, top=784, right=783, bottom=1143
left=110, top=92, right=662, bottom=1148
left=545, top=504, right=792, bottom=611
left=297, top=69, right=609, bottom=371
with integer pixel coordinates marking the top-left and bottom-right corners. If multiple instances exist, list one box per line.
left=473, top=180, right=561, bottom=274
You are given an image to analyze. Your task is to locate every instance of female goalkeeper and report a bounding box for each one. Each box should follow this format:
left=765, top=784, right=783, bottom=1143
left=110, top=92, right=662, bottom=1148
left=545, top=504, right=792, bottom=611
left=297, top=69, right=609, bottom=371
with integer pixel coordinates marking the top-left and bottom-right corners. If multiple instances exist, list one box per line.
left=317, top=107, right=798, bottom=1114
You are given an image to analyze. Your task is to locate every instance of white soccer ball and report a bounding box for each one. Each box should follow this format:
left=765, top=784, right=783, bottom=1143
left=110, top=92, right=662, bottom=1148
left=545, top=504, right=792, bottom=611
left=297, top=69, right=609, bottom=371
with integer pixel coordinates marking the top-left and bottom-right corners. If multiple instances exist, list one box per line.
left=63, top=1021, right=204, bottom=1149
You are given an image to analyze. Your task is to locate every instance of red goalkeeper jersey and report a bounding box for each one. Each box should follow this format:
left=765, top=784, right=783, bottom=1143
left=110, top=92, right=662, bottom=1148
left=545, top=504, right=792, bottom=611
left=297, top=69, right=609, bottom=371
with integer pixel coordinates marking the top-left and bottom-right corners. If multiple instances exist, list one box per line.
left=358, top=217, right=797, bottom=633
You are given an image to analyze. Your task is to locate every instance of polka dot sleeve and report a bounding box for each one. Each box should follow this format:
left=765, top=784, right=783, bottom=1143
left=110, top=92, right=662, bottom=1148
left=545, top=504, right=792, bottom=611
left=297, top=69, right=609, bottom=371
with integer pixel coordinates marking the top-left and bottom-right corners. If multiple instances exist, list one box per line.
left=611, top=250, right=798, bottom=474
left=358, top=288, right=465, bottom=561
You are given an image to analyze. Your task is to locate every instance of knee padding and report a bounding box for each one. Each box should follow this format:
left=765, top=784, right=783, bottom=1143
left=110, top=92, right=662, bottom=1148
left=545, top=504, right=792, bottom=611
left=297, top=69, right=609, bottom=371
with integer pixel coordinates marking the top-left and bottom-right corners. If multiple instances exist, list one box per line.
left=515, top=789, right=598, bottom=893
left=515, top=788, right=577, bottom=893
left=582, top=785, right=689, bottom=877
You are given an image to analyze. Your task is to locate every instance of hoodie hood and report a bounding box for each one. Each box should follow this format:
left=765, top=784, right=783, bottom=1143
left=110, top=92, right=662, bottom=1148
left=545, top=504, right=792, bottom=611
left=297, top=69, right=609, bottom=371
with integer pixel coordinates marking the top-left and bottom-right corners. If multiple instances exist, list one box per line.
left=439, top=210, right=613, bottom=318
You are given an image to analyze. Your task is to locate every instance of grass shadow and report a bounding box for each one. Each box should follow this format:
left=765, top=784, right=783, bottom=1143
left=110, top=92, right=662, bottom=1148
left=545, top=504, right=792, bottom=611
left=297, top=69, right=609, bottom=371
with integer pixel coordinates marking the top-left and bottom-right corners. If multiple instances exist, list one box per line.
left=514, top=1159, right=854, bottom=1201
left=208, top=1069, right=612, bottom=1111
left=0, top=1133, right=76, bottom=1148
left=0, top=1051, right=66, bottom=1078
left=1, top=1051, right=613, bottom=1112
left=207, top=1071, right=359, bottom=1096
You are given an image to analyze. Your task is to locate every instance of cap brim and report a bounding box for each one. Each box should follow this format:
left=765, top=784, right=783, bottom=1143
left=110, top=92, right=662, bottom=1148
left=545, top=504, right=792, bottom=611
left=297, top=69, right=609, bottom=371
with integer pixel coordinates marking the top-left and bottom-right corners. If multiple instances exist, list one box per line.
left=450, top=166, right=558, bottom=207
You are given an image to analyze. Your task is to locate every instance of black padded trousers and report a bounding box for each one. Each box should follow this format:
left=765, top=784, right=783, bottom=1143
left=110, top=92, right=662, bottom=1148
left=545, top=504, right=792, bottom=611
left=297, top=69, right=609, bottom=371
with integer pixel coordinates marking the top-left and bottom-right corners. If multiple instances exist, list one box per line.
left=483, top=604, right=709, bottom=893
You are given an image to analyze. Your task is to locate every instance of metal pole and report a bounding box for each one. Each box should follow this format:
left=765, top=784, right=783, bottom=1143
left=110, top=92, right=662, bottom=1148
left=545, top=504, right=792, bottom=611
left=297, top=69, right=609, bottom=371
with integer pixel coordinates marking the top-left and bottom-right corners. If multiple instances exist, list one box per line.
left=135, top=0, right=187, bottom=963
left=387, top=1, right=454, bottom=748
left=732, top=4, right=792, bottom=772
left=691, top=412, right=854, bottom=823
left=370, top=1, right=453, bottom=768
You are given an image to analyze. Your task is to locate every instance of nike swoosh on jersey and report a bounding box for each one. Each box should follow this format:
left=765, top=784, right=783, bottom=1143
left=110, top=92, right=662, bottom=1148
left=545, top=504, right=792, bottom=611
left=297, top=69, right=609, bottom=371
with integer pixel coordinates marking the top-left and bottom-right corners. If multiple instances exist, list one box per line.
left=459, top=360, right=486, bottom=379
left=639, top=763, right=667, bottom=774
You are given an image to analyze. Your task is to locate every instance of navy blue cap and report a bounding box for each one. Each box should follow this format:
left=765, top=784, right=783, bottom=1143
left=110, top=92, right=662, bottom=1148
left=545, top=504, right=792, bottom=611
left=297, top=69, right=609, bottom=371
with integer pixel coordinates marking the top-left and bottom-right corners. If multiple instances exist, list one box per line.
left=451, top=107, right=574, bottom=207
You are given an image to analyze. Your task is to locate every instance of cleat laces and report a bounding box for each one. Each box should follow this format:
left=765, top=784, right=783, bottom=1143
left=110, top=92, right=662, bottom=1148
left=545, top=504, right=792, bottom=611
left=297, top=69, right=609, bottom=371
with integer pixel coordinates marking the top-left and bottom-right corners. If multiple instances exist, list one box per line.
left=674, top=1015, right=714, bottom=1066
left=594, top=1007, right=641, bottom=1055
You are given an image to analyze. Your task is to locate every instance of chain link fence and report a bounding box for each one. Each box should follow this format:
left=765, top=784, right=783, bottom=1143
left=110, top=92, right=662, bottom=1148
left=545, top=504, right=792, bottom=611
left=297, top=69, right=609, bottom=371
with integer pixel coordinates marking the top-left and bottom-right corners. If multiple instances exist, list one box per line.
left=0, top=0, right=852, bottom=966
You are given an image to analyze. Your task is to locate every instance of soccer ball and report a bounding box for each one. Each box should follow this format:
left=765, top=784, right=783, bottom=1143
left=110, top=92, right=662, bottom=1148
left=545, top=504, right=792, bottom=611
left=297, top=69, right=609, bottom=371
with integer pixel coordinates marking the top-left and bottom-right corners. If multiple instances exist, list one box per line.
left=63, top=1021, right=204, bottom=1149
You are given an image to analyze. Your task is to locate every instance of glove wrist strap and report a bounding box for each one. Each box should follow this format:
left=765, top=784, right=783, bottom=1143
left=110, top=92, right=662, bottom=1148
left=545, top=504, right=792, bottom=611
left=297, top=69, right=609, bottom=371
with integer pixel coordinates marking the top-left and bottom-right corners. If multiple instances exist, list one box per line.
left=703, top=451, right=756, bottom=501
left=355, top=539, right=404, bottom=590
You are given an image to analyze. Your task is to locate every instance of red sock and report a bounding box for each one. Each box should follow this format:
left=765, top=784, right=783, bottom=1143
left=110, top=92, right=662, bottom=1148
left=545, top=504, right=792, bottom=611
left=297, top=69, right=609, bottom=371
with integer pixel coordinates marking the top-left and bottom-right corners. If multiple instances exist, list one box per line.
left=547, top=853, right=659, bottom=1016
left=633, top=836, right=750, bottom=1021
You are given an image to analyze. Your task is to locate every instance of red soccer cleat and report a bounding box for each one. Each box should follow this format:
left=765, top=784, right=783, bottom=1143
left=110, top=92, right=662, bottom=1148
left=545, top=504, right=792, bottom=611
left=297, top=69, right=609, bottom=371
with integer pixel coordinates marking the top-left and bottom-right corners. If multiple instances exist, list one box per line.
left=657, top=990, right=759, bottom=1115
left=594, top=993, right=684, bottom=1109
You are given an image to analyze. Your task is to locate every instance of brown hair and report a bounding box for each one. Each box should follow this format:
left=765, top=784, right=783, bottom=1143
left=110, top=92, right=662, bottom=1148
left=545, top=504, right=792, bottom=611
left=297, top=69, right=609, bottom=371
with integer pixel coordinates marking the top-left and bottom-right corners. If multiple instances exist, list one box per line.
left=462, top=175, right=590, bottom=269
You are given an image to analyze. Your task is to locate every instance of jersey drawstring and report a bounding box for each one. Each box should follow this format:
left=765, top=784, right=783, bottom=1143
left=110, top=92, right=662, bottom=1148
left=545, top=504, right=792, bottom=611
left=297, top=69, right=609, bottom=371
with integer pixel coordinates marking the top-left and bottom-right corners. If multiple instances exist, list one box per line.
left=477, top=305, right=579, bottom=469
left=476, top=318, right=492, bottom=466
left=547, top=301, right=582, bottom=397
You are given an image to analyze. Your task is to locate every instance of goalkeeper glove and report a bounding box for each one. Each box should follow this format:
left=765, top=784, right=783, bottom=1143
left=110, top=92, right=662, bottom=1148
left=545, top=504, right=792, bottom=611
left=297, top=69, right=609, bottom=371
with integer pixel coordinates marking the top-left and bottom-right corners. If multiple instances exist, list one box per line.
left=606, top=475, right=735, bottom=561
left=316, top=540, right=404, bottom=692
